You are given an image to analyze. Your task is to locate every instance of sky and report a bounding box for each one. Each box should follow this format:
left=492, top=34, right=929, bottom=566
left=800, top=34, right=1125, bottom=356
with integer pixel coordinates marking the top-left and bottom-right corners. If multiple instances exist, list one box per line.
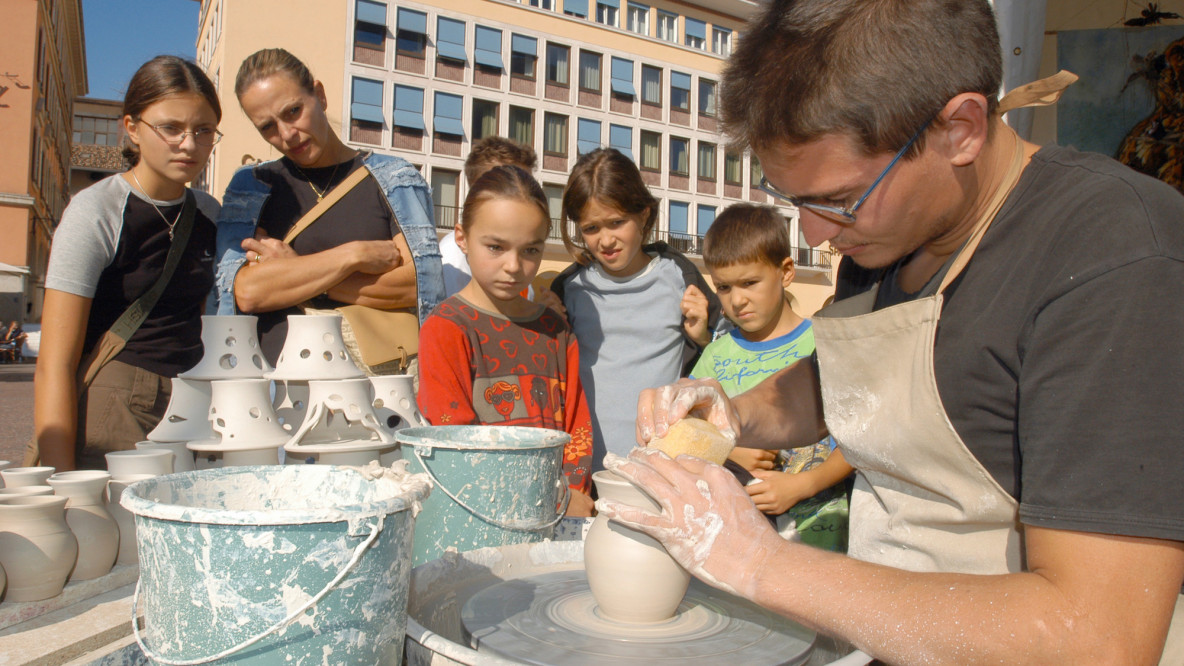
left=82, top=0, right=201, bottom=100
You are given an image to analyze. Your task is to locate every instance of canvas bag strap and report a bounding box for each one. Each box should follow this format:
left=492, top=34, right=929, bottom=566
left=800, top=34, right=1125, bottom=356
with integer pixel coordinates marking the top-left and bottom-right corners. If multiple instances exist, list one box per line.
left=282, top=166, right=371, bottom=245
left=77, top=190, right=198, bottom=386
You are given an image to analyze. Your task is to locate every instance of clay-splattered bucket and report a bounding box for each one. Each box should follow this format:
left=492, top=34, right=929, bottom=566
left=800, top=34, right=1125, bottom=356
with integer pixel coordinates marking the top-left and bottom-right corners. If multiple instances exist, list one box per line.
left=396, top=426, right=570, bottom=566
left=120, top=464, right=431, bottom=665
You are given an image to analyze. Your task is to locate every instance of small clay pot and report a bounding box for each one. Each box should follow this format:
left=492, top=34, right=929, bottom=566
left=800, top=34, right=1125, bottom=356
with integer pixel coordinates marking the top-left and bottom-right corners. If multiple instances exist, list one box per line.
left=0, top=495, right=79, bottom=601
left=47, top=471, right=118, bottom=581
left=1, top=466, right=55, bottom=488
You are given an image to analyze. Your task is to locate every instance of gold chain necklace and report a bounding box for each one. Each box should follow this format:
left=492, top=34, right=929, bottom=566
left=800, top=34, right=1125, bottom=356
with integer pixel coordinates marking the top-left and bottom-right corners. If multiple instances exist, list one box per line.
left=129, top=169, right=183, bottom=241
left=293, top=159, right=344, bottom=202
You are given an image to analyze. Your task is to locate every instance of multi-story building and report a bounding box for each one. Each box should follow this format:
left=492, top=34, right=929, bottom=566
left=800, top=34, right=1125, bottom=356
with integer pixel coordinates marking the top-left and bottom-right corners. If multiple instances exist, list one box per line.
left=0, top=0, right=85, bottom=323
left=69, top=97, right=124, bottom=196
left=197, top=0, right=839, bottom=314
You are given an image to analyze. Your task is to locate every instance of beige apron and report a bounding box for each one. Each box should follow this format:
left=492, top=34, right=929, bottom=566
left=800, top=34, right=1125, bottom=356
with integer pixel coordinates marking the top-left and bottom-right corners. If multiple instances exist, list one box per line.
left=812, top=77, right=1183, bottom=659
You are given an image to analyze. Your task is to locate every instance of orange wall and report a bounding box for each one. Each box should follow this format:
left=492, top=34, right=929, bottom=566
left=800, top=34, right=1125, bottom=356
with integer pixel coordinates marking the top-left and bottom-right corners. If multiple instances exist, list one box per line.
left=0, top=0, right=39, bottom=267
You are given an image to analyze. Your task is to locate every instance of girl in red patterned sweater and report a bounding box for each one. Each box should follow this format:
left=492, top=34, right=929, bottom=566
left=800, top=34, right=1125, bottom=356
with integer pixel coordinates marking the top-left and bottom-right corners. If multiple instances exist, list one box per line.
left=417, top=166, right=595, bottom=515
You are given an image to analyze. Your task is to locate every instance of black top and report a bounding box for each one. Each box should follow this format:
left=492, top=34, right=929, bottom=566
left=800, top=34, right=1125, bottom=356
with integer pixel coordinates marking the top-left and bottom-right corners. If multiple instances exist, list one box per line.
left=252, top=155, right=401, bottom=363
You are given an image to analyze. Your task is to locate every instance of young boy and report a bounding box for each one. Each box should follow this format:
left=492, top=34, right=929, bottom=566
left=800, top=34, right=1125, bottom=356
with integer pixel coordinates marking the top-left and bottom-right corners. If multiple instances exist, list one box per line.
left=689, top=203, right=851, bottom=551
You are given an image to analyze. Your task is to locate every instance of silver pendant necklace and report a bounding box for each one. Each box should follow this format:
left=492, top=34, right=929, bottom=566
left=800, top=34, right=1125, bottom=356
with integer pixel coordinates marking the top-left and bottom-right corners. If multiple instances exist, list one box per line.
left=129, top=169, right=183, bottom=240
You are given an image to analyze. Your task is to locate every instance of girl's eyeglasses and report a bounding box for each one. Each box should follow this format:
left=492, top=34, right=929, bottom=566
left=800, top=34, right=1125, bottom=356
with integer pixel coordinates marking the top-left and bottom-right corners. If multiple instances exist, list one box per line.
left=138, top=119, right=223, bottom=147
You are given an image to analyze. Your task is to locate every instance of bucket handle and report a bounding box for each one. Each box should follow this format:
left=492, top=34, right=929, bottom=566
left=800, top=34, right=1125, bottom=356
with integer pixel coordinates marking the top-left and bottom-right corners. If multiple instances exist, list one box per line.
left=410, top=446, right=570, bottom=532
left=131, top=516, right=384, bottom=665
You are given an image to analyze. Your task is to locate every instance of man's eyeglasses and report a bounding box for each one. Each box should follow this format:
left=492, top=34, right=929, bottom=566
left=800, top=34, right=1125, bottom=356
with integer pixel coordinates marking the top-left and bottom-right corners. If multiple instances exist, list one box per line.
left=138, top=119, right=223, bottom=147
left=759, top=118, right=932, bottom=224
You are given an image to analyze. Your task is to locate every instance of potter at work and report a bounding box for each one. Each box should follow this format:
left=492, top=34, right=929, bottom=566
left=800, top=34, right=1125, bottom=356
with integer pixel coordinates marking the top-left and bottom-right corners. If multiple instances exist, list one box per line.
left=604, top=0, right=1184, bottom=664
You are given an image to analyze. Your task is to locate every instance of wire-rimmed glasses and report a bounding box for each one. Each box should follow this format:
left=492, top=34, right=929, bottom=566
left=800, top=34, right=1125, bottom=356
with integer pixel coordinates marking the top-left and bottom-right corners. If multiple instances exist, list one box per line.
left=138, top=119, right=223, bottom=147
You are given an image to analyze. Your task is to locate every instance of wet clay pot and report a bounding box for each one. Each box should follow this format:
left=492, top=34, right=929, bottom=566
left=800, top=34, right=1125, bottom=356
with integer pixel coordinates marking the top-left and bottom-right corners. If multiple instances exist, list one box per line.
left=584, top=470, right=692, bottom=623
left=0, top=495, right=79, bottom=601
left=48, top=471, right=119, bottom=580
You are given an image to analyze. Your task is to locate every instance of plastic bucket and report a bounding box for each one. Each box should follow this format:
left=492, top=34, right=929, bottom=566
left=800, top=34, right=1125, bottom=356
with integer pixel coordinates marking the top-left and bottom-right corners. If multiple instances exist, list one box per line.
left=396, top=426, right=571, bottom=566
left=121, top=464, right=431, bottom=665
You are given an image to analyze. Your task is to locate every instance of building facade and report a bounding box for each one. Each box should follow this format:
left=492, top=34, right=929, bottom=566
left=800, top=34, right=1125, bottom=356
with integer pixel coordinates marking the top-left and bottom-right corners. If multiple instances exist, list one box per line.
left=196, top=0, right=839, bottom=315
left=0, top=0, right=86, bottom=323
left=69, top=97, right=124, bottom=196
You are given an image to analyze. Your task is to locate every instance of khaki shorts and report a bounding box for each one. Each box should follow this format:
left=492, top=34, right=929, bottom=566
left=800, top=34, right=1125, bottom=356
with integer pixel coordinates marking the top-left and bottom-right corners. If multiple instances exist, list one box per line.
left=76, top=359, right=171, bottom=469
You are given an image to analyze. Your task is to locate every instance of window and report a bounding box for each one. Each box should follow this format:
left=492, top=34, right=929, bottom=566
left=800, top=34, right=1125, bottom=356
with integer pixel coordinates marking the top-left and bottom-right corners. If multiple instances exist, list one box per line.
left=669, top=200, right=689, bottom=234
left=596, top=0, right=619, bottom=27
left=544, top=184, right=564, bottom=224
left=670, top=137, right=688, bottom=175
left=511, top=34, right=537, bottom=79
left=641, top=65, right=661, bottom=105
left=436, top=17, right=467, bottom=63
left=610, top=57, right=635, bottom=97
left=546, top=43, right=569, bottom=85
left=577, top=118, right=601, bottom=155
left=509, top=106, right=534, bottom=146
left=433, top=92, right=464, bottom=137
left=725, top=151, right=742, bottom=185
left=698, top=205, right=716, bottom=234
left=627, top=2, right=648, bottom=35
left=392, top=85, right=425, bottom=131
left=528, top=0, right=555, bottom=9
left=697, top=141, right=716, bottom=179
left=431, top=169, right=459, bottom=226
left=750, top=154, right=763, bottom=186
left=640, top=130, right=661, bottom=170
left=355, top=0, right=386, bottom=50
left=670, top=71, right=691, bottom=112
left=396, top=8, right=427, bottom=56
left=657, top=11, right=677, bottom=42
left=712, top=26, right=732, bottom=56
left=579, top=51, right=601, bottom=92
left=544, top=112, right=568, bottom=155
left=699, top=79, right=717, bottom=116
left=684, top=17, right=706, bottom=49
left=608, top=124, right=633, bottom=160
left=564, top=0, right=588, bottom=18
left=351, top=77, right=384, bottom=124
left=474, top=26, right=504, bottom=70
left=73, top=115, right=121, bottom=146
left=472, top=99, right=498, bottom=140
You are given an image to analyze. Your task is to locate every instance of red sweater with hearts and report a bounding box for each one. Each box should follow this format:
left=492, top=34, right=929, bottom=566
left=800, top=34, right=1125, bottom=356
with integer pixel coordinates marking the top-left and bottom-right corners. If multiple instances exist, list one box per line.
left=416, top=295, right=593, bottom=492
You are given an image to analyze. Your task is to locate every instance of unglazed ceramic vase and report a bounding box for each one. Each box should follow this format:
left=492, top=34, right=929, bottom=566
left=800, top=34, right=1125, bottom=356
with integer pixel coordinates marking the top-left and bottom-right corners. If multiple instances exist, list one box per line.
left=284, top=378, right=395, bottom=465
left=1, top=466, right=55, bottom=488
left=106, top=474, right=155, bottom=566
left=370, top=374, right=429, bottom=433
left=267, top=314, right=364, bottom=380
left=135, top=440, right=196, bottom=472
left=0, top=495, right=79, bottom=601
left=0, top=485, right=54, bottom=497
left=584, top=470, right=692, bottom=623
left=178, top=315, right=271, bottom=380
left=105, top=449, right=173, bottom=479
left=0, top=460, right=11, bottom=487
left=47, top=471, right=118, bottom=580
left=146, top=377, right=214, bottom=443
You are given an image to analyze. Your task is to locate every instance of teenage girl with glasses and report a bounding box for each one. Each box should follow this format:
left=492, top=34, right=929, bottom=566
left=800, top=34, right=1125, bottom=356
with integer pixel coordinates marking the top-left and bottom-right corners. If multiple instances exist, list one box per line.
left=33, top=56, right=223, bottom=470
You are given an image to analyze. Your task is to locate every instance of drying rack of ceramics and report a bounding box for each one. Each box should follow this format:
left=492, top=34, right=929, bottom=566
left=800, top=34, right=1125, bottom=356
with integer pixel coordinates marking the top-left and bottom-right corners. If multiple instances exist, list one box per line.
left=284, top=378, right=397, bottom=466
left=267, top=314, right=366, bottom=435
left=187, top=378, right=287, bottom=467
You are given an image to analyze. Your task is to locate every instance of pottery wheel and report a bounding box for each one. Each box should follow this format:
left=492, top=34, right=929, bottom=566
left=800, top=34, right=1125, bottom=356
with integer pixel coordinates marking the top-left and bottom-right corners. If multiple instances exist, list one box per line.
left=461, top=569, right=815, bottom=665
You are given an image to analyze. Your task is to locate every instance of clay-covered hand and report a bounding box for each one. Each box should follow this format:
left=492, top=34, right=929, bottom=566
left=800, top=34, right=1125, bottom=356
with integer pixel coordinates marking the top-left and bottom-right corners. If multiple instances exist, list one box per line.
left=596, top=449, right=786, bottom=599
left=535, top=289, right=568, bottom=319
left=680, top=285, right=711, bottom=347
left=347, top=239, right=403, bottom=274
left=636, top=377, right=739, bottom=445
left=746, top=469, right=816, bottom=515
left=728, top=446, right=778, bottom=472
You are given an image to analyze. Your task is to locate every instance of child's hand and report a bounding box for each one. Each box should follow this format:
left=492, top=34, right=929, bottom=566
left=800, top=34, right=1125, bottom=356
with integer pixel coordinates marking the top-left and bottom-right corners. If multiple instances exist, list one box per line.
left=565, top=489, right=596, bottom=517
left=536, top=289, right=568, bottom=319
left=681, top=285, right=711, bottom=346
left=728, top=446, right=778, bottom=472
left=745, top=469, right=821, bottom=515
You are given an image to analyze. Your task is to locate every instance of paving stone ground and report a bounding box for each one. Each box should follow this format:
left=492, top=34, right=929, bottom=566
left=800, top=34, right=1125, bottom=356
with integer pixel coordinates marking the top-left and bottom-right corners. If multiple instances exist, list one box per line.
left=0, top=361, right=35, bottom=465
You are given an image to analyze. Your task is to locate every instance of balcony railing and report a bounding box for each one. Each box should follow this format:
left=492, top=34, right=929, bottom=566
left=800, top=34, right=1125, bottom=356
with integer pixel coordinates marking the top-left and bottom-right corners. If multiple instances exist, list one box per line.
left=433, top=204, right=832, bottom=270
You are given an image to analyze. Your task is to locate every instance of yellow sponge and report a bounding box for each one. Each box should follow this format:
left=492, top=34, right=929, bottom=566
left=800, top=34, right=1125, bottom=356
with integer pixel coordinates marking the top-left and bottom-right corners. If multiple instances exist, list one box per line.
left=649, top=417, right=734, bottom=465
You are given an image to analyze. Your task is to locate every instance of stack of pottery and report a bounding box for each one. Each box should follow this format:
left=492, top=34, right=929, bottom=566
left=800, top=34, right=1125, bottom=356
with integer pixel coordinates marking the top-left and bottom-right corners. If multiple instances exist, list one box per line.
left=47, top=470, right=119, bottom=581
left=188, top=378, right=288, bottom=467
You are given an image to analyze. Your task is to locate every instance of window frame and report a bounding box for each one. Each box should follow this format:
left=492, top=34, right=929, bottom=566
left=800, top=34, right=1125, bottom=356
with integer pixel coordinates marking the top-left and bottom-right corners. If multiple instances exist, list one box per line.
left=670, top=71, right=691, bottom=112
left=670, top=136, right=689, bottom=175
left=712, top=26, right=732, bottom=56
left=657, top=10, right=677, bottom=43
left=395, top=8, right=428, bottom=56
left=544, top=111, right=569, bottom=156
left=641, top=65, right=662, bottom=106
left=626, top=2, right=649, bottom=35
left=698, top=78, right=717, bottom=117
left=510, top=34, right=538, bottom=80
left=578, top=50, right=602, bottom=93
left=546, top=43, right=570, bottom=86
left=697, top=141, right=716, bottom=180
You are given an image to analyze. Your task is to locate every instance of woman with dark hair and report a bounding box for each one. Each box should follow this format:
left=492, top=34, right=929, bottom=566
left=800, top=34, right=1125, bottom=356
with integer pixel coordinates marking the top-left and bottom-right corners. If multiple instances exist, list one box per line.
left=214, top=48, right=443, bottom=374
left=33, top=55, right=222, bottom=470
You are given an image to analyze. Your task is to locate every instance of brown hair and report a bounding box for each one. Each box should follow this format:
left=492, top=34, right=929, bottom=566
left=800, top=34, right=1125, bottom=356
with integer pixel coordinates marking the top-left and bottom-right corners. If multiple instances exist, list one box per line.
left=720, top=0, right=1001, bottom=156
left=561, top=148, right=658, bottom=264
left=234, top=48, right=316, bottom=99
left=121, top=56, right=221, bottom=167
left=460, top=165, right=551, bottom=235
left=702, top=204, right=793, bottom=270
left=464, top=137, right=538, bottom=185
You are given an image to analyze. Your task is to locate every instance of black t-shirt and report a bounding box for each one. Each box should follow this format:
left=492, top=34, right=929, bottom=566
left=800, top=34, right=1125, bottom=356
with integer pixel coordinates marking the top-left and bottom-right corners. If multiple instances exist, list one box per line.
left=835, top=146, right=1184, bottom=541
left=252, top=155, right=401, bottom=363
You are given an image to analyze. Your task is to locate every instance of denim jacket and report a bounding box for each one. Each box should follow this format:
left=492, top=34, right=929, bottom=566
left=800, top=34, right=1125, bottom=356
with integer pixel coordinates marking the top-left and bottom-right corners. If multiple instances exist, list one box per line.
left=214, top=153, right=445, bottom=324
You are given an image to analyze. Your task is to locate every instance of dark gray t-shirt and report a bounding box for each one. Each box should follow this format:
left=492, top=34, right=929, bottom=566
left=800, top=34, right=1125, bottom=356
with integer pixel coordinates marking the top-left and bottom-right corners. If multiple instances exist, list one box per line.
left=45, top=175, right=218, bottom=376
left=839, top=145, right=1184, bottom=541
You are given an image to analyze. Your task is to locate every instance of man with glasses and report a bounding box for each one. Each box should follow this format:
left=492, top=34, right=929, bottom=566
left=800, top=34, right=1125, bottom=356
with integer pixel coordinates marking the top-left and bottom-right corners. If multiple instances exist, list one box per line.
left=603, top=0, right=1184, bottom=663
